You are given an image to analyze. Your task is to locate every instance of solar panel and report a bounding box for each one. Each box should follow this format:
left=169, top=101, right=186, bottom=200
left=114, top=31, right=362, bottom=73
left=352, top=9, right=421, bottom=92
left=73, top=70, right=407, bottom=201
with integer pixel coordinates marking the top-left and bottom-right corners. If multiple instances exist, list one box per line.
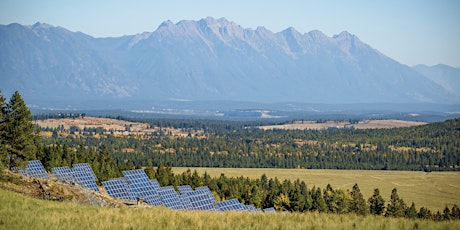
left=122, top=169, right=163, bottom=206
left=263, top=207, right=276, bottom=212
left=177, top=185, right=193, bottom=195
left=244, top=204, right=259, bottom=212
left=102, top=178, right=134, bottom=201
left=72, top=163, right=100, bottom=192
left=150, top=179, right=161, bottom=192
left=217, top=199, right=245, bottom=211
left=25, top=160, right=50, bottom=180
left=144, top=195, right=164, bottom=206
left=73, top=163, right=97, bottom=181
left=158, top=186, right=184, bottom=210
left=186, top=189, right=216, bottom=211
left=18, top=168, right=28, bottom=177
left=180, top=194, right=194, bottom=210
left=194, top=186, right=216, bottom=204
left=52, top=166, right=75, bottom=183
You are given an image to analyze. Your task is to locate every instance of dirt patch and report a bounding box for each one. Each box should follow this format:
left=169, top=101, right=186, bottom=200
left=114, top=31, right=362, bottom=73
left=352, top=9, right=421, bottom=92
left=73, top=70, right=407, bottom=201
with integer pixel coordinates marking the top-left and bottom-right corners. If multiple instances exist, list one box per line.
left=0, top=170, right=122, bottom=207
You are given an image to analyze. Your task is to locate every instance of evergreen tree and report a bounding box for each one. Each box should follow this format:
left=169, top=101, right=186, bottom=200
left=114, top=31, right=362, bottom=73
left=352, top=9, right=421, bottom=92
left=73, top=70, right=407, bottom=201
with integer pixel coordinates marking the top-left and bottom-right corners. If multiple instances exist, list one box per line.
left=0, top=90, right=7, bottom=167
left=311, top=187, right=327, bottom=212
left=405, top=202, right=417, bottom=219
left=385, top=188, right=406, bottom=217
left=350, top=183, right=368, bottom=215
left=368, top=188, right=385, bottom=215
left=1, top=91, right=36, bottom=169
left=144, top=159, right=156, bottom=179
left=273, top=193, right=290, bottom=211
left=443, top=206, right=451, bottom=220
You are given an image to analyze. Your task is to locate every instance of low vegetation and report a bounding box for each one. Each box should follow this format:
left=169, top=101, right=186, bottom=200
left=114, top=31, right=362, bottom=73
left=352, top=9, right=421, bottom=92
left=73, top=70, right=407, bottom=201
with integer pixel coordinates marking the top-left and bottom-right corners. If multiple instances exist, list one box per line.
left=1, top=188, right=459, bottom=230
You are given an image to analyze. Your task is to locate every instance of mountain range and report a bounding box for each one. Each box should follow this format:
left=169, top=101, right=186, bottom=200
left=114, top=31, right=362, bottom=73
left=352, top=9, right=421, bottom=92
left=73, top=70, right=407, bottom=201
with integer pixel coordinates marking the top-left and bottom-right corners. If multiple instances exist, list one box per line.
left=0, top=17, right=459, bottom=108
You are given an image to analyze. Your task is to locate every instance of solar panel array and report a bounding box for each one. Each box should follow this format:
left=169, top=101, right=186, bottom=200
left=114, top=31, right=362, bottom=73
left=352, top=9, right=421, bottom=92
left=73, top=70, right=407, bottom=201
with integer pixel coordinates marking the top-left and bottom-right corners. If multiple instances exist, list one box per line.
left=19, top=161, right=275, bottom=213
left=216, top=199, right=245, bottom=211
left=51, top=166, right=75, bottom=183
left=183, top=189, right=217, bottom=211
left=102, top=178, right=134, bottom=201
left=24, top=160, right=50, bottom=180
left=100, top=169, right=277, bottom=212
left=177, top=185, right=193, bottom=194
left=72, top=163, right=100, bottom=192
left=122, top=169, right=163, bottom=206
left=158, top=186, right=184, bottom=210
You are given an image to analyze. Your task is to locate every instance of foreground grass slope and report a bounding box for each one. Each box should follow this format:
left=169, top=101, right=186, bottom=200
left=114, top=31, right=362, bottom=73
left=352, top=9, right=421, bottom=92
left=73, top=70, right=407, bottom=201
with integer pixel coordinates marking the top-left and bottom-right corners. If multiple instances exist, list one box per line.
left=1, top=188, right=459, bottom=230
left=173, top=168, right=460, bottom=212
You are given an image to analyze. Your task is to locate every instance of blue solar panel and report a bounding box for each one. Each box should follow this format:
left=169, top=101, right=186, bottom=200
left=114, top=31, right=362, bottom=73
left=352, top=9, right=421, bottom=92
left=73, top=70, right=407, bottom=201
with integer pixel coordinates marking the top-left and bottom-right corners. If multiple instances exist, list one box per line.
left=52, top=166, right=75, bottom=183
left=18, top=168, right=28, bottom=177
left=177, top=185, right=193, bottom=195
left=263, top=207, right=276, bottom=212
left=144, top=195, right=164, bottom=206
left=73, top=163, right=97, bottom=181
left=150, top=179, right=161, bottom=192
left=244, top=204, right=259, bottom=212
left=102, top=178, right=134, bottom=201
left=72, top=163, right=100, bottom=192
left=158, top=186, right=184, bottom=210
left=180, top=194, right=194, bottom=210
left=122, top=169, right=163, bottom=206
left=217, top=199, right=245, bottom=211
left=194, top=186, right=216, bottom=204
left=25, top=160, right=49, bottom=180
left=185, top=189, right=216, bottom=211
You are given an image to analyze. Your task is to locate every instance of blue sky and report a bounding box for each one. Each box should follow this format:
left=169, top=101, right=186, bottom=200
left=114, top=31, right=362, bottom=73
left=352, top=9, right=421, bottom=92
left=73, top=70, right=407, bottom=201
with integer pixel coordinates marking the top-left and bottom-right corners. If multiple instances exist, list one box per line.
left=1, top=0, right=459, bottom=67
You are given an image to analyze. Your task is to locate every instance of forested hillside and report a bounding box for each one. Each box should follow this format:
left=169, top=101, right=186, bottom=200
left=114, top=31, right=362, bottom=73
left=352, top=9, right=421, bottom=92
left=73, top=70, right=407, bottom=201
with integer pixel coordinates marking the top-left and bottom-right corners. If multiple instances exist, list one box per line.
left=39, top=116, right=460, bottom=171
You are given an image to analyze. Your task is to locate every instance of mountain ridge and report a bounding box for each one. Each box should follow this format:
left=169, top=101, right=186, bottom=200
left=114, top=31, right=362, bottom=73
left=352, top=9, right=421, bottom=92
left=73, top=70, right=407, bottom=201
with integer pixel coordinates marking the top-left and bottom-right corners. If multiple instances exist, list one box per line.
left=0, top=17, right=459, bottom=107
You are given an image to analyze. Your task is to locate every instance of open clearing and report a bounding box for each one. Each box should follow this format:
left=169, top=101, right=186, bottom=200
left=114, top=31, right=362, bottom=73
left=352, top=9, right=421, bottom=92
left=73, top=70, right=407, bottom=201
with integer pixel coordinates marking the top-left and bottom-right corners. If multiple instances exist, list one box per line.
left=36, top=117, right=201, bottom=137
left=173, top=167, right=460, bottom=212
left=258, top=119, right=427, bottom=130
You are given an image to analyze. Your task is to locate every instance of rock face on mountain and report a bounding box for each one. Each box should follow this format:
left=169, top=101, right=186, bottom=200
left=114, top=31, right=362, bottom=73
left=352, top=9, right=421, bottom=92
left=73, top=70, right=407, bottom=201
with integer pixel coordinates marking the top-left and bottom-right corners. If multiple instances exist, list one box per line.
left=0, top=17, right=458, bottom=105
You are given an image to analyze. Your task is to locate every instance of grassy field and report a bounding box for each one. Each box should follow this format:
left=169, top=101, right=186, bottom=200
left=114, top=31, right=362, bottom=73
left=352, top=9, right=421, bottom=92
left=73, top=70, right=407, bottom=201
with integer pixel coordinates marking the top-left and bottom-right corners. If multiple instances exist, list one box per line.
left=173, top=168, right=460, bottom=212
left=1, top=188, right=458, bottom=230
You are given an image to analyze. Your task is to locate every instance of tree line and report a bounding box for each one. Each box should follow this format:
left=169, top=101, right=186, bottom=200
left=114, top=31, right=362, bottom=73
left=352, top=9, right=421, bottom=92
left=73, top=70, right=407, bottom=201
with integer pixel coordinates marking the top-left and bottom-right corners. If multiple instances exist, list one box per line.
left=42, top=117, right=460, bottom=171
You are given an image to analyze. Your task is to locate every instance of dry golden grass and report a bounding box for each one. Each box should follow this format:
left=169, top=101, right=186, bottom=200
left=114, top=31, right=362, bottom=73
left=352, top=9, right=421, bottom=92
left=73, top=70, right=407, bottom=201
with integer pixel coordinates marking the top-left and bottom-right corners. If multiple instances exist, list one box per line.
left=36, top=117, right=203, bottom=137
left=173, top=167, right=460, bottom=212
left=258, top=119, right=426, bottom=130
left=1, top=188, right=458, bottom=230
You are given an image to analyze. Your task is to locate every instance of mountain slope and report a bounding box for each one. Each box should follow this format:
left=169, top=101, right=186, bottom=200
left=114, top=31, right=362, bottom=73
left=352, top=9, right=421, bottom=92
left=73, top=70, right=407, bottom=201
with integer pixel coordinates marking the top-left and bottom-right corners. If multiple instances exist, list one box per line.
left=413, top=64, right=460, bottom=98
left=0, top=18, right=458, bottom=105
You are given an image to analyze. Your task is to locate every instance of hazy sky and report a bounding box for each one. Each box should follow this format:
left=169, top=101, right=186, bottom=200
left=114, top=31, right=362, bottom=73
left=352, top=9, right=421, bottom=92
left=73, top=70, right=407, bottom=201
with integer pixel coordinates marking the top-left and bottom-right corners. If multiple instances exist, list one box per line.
left=1, top=0, right=459, bottom=67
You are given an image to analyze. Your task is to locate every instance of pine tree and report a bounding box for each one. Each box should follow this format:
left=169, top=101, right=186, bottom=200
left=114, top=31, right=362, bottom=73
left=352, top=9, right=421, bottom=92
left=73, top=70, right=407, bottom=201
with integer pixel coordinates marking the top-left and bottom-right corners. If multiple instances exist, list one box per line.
left=385, top=188, right=406, bottom=217
left=1, top=91, right=36, bottom=169
left=0, top=90, right=7, bottom=167
left=144, top=159, right=156, bottom=179
left=350, top=183, right=368, bottom=215
left=368, top=188, right=385, bottom=215
left=405, top=202, right=417, bottom=219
